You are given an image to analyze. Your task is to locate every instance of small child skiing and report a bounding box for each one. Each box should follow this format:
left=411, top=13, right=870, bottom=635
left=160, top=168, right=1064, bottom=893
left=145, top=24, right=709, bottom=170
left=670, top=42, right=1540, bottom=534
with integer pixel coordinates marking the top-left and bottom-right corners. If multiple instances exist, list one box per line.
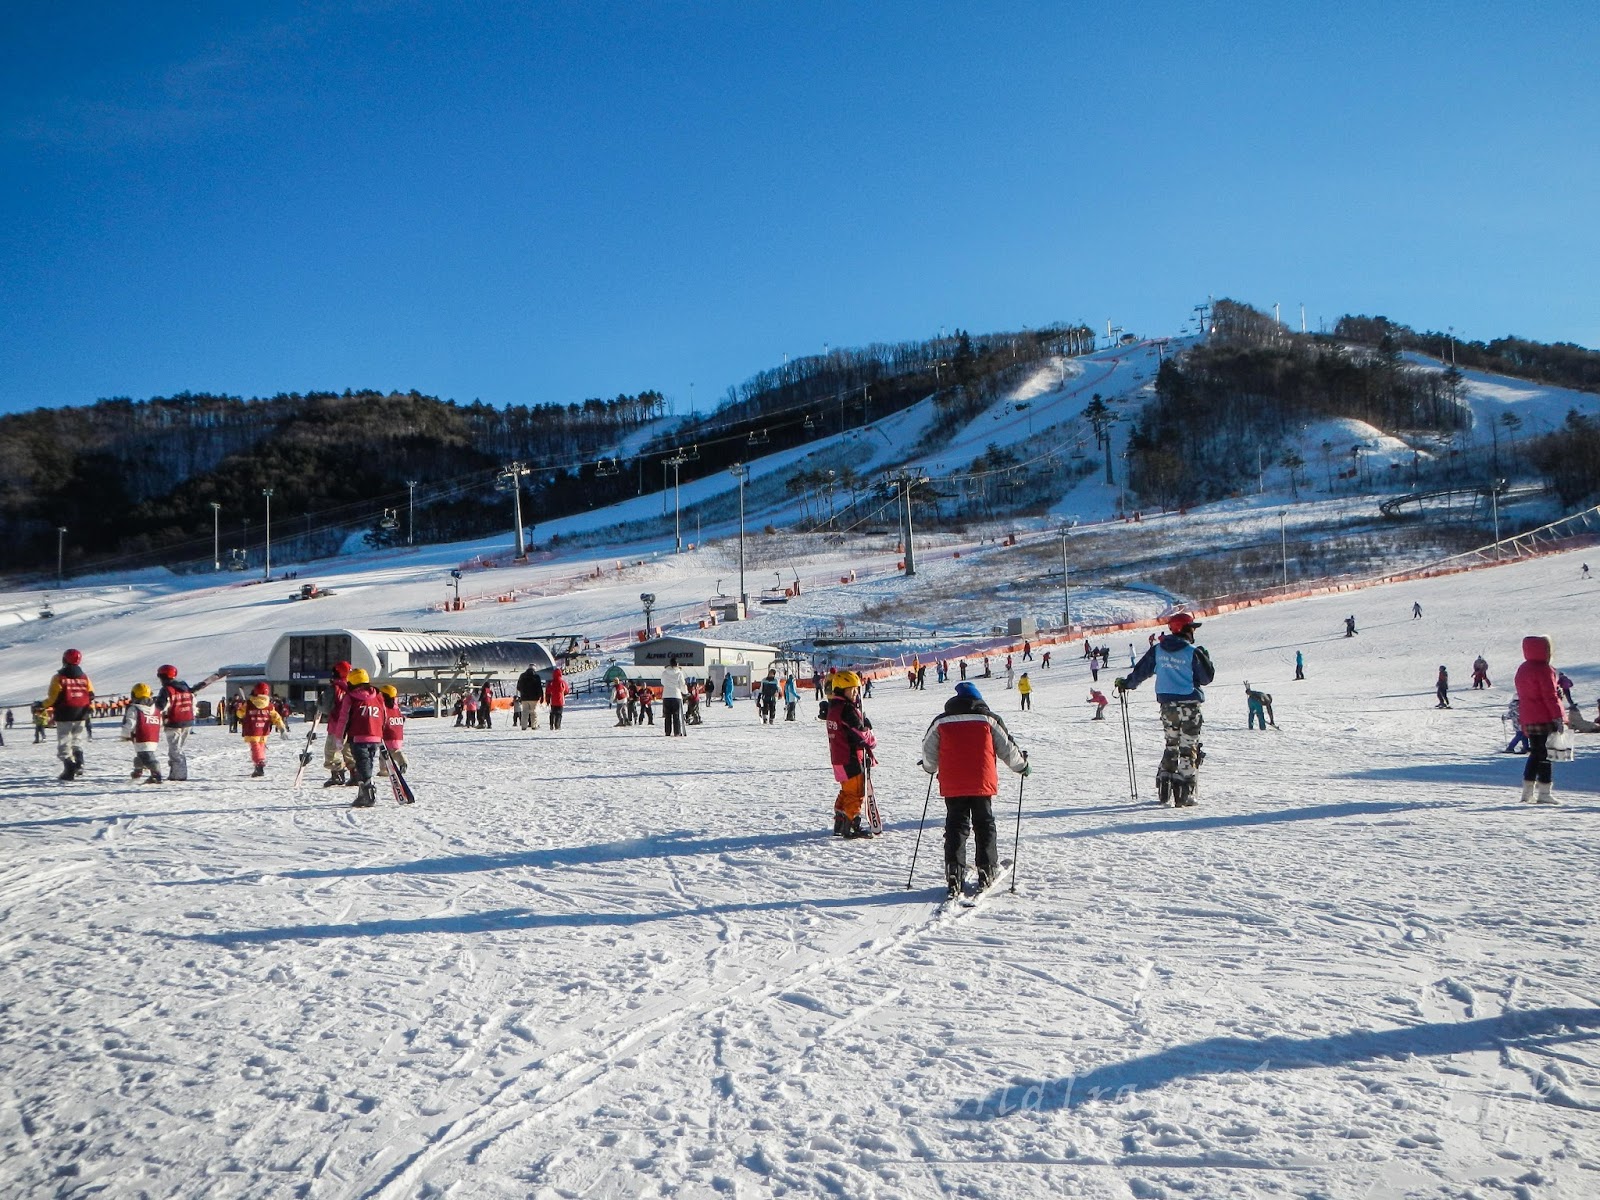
left=1087, top=688, right=1109, bottom=720
left=120, top=683, right=163, bottom=784
left=239, top=681, right=286, bottom=777
left=379, top=685, right=407, bottom=774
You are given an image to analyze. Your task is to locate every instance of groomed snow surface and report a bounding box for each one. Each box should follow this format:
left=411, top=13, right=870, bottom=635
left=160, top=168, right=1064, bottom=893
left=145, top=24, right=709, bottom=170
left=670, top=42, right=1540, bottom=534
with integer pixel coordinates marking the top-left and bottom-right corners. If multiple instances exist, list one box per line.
left=4, top=549, right=1599, bottom=1198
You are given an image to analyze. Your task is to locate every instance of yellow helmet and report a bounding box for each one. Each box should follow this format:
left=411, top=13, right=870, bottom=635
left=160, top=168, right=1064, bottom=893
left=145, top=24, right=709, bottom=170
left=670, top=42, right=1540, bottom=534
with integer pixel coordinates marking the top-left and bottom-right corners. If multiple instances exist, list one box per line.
left=379, top=684, right=397, bottom=699
left=347, top=668, right=370, bottom=685
left=832, top=670, right=861, bottom=691
left=130, top=682, right=151, bottom=700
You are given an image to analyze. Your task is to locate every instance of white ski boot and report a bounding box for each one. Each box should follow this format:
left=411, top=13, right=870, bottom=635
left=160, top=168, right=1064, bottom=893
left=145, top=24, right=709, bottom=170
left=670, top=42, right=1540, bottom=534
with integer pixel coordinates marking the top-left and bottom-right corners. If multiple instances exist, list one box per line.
left=1520, top=780, right=1537, bottom=804
left=1535, top=782, right=1558, bottom=805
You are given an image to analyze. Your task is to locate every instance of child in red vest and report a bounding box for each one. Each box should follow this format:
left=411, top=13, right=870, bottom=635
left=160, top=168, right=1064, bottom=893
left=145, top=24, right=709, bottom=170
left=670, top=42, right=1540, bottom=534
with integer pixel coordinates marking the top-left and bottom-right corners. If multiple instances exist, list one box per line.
left=378, top=685, right=407, bottom=774
left=239, top=682, right=286, bottom=777
left=120, top=682, right=163, bottom=783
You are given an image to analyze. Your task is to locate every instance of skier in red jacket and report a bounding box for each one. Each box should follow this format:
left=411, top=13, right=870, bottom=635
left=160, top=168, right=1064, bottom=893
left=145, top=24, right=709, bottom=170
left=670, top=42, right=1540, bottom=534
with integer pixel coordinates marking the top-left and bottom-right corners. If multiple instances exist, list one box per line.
left=920, top=681, right=1029, bottom=899
left=1514, top=635, right=1566, bottom=804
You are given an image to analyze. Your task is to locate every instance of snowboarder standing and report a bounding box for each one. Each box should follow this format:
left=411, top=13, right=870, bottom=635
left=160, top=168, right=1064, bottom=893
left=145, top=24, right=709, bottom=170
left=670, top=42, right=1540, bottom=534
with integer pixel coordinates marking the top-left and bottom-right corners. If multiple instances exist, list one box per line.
left=328, top=668, right=386, bottom=808
left=120, top=682, right=163, bottom=783
left=239, top=682, right=286, bottom=777
left=45, top=649, right=95, bottom=781
left=1514, top=636, right=1566, bottom=804
left=1435, top=666, right=1451, bottom=709
left=920, top=681, right=1029, bottom=899
left=825, top=671, right=876, bottom=839
left=1116, top=613, right=1215, bottom=807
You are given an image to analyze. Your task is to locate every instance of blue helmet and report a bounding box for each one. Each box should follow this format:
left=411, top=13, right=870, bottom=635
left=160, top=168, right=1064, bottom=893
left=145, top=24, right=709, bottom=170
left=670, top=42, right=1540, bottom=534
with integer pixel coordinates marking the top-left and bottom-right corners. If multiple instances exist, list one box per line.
left=955, top=681, right=983, bottom=703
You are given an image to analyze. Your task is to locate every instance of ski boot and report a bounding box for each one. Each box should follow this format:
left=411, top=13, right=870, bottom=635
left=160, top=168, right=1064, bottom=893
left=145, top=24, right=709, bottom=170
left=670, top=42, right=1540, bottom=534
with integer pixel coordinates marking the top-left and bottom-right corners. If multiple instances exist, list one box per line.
left=323, top=765, right=347, bottom=788
left=252, top=763, right=266, bottom=778
left=73, top=749, right=85, bottom=777
left=59, top=760, right=77, bottom=781
left=841, top=816, right=873, bottom=839
left=832, top=813, right=848, bottom=837
left=146, top=771, right=163, bottom=785
left=1156, top=775, right=1173, bottom=807
left=1520, top=780, right=1537, bottom=803
left=1536, top=783, right=1558, bottom=805
left=351, top=782, right=377, bottom=808
left=945, top=872, right=962, bottom=902
left=131, top=766, right=144, bottom=781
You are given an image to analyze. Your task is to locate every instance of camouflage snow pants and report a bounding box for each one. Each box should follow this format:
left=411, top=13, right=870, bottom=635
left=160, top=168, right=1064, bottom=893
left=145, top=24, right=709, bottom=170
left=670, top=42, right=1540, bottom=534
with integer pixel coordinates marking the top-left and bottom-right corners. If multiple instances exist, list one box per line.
left=1157, top=702, right=1204, bottom=805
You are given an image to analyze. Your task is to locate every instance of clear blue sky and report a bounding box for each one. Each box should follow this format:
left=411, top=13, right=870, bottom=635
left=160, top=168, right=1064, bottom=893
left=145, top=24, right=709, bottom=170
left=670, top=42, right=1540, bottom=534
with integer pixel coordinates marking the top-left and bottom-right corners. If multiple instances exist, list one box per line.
left=3, top=1, right=1596, bottom=416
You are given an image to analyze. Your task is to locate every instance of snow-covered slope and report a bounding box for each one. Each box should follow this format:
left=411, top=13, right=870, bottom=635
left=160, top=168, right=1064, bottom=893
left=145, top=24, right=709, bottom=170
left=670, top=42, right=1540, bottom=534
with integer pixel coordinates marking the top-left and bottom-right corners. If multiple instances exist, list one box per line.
left=2, top=532, right=1597, bottom=1198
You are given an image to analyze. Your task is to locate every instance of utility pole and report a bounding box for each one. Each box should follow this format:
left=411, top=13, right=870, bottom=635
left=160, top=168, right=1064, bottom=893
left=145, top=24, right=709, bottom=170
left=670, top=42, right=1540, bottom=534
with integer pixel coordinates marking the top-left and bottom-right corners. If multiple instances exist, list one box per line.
left=262, top=488, right=273, bottom=581
left=406, top=480, right=417, bottom=546
left=210, top=502, right=221, bottom=570
left=1279, top=510, right=1289, bottom=587
left=56, top=526, right=67, bottom=587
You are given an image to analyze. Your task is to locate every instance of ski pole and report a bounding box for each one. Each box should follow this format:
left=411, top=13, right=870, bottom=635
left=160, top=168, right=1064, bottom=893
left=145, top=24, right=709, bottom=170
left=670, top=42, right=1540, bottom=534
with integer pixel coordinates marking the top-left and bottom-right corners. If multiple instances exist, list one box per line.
left=1118, top=687, right=1139, bottom=803
left=1010, top=752, right=1027, bottom=894
left=905, top=766, right=935, bottom=889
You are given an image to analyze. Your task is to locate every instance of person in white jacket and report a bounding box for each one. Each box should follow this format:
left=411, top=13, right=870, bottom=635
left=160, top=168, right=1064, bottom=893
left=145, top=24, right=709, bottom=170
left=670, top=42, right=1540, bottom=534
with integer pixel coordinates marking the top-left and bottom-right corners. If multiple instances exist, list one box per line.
left=660, top=657, right=688, bottom=738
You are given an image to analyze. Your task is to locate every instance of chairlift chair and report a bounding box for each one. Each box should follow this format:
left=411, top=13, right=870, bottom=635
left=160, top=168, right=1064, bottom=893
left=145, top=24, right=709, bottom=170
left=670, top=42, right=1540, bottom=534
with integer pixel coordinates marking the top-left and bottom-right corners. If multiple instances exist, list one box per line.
left=802, top=414, right=815, bottom=433
left=595, top=458, right=619, bottom=477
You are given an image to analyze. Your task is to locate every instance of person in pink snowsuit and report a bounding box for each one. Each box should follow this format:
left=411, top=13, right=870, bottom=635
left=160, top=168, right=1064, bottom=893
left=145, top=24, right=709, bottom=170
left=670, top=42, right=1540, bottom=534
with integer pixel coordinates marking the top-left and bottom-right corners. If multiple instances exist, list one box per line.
left=1513, top=635, right=1565, bottom=804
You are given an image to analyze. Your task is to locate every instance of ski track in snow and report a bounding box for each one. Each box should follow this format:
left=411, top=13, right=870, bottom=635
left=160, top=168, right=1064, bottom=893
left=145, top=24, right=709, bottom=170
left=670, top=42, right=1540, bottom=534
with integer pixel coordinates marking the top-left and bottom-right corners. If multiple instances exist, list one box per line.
left=4, top=547, right=1600, bottom=1195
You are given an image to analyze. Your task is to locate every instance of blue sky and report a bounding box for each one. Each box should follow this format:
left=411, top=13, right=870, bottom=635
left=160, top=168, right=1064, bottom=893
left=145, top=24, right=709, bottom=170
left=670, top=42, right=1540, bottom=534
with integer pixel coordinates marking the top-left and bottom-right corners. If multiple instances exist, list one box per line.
left=2, top=1, right=1596, bottom=416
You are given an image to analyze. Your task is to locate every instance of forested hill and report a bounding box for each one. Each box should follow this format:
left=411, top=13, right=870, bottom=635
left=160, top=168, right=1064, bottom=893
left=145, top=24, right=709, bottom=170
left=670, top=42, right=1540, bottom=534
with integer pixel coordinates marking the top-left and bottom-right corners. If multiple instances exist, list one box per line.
left=0, top=389, right=665, bottom=577
left=0, top=321, right=1094, bottom=580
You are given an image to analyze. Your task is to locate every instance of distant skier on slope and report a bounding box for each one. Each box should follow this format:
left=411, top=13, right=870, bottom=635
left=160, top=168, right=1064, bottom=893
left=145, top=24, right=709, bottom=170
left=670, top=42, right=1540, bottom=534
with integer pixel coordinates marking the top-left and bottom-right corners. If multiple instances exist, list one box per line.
left=1116, top=613, right=1215, bottom=807
left=920, top=681, right=1029, bottom=900
left=825, top=671, right=876, bottom=839
left=1435, top=665, right=1451, bottom=709
left=1345, top=615, right=1360, bottom=637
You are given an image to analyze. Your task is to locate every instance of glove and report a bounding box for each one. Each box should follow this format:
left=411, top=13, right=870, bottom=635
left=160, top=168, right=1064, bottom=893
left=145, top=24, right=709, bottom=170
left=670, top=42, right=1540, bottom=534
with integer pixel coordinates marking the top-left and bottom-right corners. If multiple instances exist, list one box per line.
left=1021, top=762, right=1032, bottom=778
left=1113, top=677, right=1129, bottom=693
left=861, top=730, right=877, bottom=749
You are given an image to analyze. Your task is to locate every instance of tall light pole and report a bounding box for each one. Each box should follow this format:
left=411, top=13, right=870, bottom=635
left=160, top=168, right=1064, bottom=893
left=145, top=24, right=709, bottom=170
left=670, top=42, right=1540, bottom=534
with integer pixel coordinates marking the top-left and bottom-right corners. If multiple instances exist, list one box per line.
left=498, top=462, right=530, bottom=557
left=665, top=452, right=688, bottom=553
left=56, top=526, right=67, bottom=587
left=210, top=503, right=221, bottom=570
left=262, top=488, right=273, bottom=581
left=1490, top=479, right=1503, bottom=558
left=1279, top=510, right=1289, bottom=588
left=406, top=480, right=417, bottom=546
left=1059, top=526, right=1071, bottom=627
left=728, top=462, right=748, bottom=612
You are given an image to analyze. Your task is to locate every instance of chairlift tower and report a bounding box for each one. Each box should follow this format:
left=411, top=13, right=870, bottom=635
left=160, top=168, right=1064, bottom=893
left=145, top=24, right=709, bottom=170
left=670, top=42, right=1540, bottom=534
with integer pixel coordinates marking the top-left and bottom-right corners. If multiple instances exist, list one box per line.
left=498, top=462, right=531, bottom=557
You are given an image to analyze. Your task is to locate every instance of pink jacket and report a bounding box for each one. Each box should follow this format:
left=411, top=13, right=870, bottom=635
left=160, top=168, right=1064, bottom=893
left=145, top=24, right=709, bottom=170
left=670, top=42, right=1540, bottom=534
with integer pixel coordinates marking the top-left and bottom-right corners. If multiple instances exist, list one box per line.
left=1514, top=636, right=1565, bottom=729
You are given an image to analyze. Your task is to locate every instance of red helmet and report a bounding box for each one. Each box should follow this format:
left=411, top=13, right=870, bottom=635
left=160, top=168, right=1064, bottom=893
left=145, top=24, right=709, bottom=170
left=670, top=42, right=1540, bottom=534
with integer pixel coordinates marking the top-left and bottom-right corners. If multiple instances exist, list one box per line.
left=252, top=682, right=271, bottom=695
left=332, top=660, right=351, bottom=678
left=62, top=648, right=82, bottom=666
left=1166, top=612, right=1201, bottom=634
left=157, top=664, right=178, bottom=680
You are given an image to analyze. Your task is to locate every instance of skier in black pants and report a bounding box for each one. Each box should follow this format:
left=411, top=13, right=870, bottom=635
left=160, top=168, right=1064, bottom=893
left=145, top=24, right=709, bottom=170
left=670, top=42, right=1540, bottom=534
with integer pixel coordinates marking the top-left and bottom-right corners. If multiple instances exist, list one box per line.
left=920, top=681, right=1030, bottom=899
left=758, top=669, right=780, bottom=725
left=1117, top=612, right=1216, bottom=807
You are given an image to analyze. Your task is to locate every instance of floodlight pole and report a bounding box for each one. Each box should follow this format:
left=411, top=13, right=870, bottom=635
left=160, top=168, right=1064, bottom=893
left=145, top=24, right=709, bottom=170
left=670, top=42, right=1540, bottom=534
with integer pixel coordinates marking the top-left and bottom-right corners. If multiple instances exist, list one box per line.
left=262, top=488, right=273, bottom=581
left=1060, top=528, right=1071, bottom=626
left=210, top=503, right=221, bottom=570
left=729, top=462, right=748, bottom=611
left=56, top=526, right=67, bottom=587
left=666, top=453, right=688, bottom=553
left=1279, top=510, right=1288, bottom=587
left=407, top=479, right=417, bottom=545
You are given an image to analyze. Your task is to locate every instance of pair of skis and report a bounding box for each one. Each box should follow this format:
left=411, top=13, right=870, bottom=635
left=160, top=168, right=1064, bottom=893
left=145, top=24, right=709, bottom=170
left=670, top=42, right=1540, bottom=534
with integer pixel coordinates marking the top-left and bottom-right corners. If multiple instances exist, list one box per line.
left=289, top=716, right=415, bottom=805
